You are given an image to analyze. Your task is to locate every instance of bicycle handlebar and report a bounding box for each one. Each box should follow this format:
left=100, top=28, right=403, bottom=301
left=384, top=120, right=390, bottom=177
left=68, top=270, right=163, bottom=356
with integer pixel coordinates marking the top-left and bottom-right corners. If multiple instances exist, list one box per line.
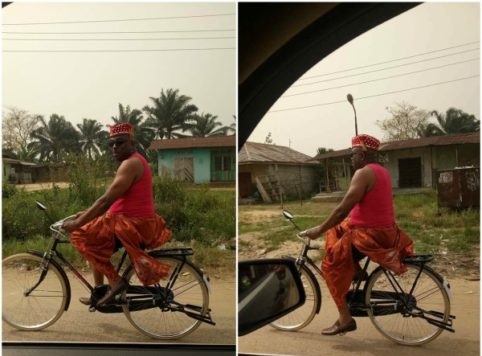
left=297, top=231, right=311, bottom=246
left=50, top=215, right=76, bottom=235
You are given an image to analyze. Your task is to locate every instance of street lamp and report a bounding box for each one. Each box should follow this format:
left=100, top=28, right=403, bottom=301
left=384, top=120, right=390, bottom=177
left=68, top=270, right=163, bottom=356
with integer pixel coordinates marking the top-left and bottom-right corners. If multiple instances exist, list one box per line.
left=346, top=93, right=358, bottom=136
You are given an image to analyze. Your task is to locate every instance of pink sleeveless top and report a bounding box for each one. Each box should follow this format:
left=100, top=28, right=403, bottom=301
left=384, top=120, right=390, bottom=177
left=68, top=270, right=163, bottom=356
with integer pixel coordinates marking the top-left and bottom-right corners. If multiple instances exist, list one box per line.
left=349, top=163, right=394, bottom=228
left=109, top=152, right=155, bottom=218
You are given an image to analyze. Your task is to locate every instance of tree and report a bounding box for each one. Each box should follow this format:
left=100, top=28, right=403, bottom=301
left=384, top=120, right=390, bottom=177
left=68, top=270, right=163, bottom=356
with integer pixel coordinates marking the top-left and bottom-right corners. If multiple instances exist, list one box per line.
left=111, top=103, right=155, bottom=158
left=29, top=114, right=81, bottom=162
left=420, top=108, right=480, bottom=137
left=317, top=147, right=334, bottom=155
left=376, top=102, right=429, bottom=141
left=76, top=118, right=107, bottom=160
left=143, top=89, right=198, bottom=139
left=2, top=107, right=40, bottom=160
left=185, top=113, right=230, bottom=137
left=265, top=132, right=274, bottom=144
left=228, top=115, right=236, bottom=134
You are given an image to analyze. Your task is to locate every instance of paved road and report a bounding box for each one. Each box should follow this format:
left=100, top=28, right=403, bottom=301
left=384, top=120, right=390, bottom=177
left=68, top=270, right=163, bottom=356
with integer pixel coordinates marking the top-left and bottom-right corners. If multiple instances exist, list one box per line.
left=239, top=277, right=479, bottom=356
left=3, top=271, right=236, bottom=345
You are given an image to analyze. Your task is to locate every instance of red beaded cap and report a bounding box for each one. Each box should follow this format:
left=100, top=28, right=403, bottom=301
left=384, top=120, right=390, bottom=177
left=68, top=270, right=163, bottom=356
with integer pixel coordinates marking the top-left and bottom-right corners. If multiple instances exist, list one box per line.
left=109, top=122, right=134, bottom=137
left=351, top=134, right=380, bottom=150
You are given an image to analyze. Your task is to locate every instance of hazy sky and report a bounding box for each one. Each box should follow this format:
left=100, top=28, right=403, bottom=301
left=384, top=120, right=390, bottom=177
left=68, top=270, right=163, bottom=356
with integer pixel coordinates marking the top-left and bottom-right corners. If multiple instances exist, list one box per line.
left=2, top=2, right=235, bottom=131
left=248, top=2, right=480, bottom=155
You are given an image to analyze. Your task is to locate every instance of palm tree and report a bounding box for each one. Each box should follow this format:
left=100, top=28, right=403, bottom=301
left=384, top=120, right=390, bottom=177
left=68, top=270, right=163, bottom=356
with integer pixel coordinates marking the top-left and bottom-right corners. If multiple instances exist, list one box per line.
left=420, top=108, right=480, bottom=137
left=29, top=114, right=81, bottom=162
left=76, top=118, right=106, bottom=160
left=111, top=103, right=155, bottom=158
left=143, top=89, right=198, bottom=139
left=186, top=113, right=230, bottom=137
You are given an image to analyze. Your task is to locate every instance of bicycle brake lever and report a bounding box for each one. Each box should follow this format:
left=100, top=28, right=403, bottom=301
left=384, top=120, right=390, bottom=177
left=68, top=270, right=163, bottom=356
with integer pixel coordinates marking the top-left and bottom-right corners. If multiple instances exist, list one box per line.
left=298, top=230, right=308, bottom=238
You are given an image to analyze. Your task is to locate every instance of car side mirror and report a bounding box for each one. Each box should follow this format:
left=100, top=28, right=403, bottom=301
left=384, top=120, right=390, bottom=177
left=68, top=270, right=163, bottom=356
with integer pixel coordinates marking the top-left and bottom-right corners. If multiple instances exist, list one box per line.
left=238, top=258, right=306, bottom=336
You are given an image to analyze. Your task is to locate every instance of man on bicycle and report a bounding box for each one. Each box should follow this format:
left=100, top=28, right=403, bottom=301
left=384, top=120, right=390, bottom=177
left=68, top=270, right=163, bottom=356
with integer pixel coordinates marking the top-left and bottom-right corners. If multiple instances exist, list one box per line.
left=305, top=134, right=413, bottom=336
left=62, top=122, right=171, bottom=306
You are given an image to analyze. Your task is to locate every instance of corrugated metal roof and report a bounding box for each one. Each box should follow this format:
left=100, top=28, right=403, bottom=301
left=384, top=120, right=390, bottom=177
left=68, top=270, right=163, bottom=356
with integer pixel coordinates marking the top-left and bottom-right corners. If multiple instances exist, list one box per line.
left=314, top=132, right=480, bottom=160
left=150, top=135, right=235, bottom=150
left=380, top=132, right=479, bottom=151
left=239, top=141, right=316, bottom=165
left=2, top=158, right=40, bottom=166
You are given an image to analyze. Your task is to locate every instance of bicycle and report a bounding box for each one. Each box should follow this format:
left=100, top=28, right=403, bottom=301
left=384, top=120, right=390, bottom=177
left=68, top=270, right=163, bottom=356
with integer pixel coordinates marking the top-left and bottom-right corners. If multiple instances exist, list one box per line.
left=2, top=201, right=215, bottom=339
left=270, top=210, right=455, bottom=346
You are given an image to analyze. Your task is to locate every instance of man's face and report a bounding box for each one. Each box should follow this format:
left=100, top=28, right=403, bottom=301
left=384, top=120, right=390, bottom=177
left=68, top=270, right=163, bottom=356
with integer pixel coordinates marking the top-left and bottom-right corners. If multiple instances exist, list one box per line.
left=350, top=147, right=365, bottom=170
left=108, top=134, right=134, bottom=161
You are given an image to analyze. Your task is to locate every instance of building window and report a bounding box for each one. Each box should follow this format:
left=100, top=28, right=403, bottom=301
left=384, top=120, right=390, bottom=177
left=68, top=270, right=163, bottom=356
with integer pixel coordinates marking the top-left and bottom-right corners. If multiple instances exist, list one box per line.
left=214, top=153, right=232, bottom=171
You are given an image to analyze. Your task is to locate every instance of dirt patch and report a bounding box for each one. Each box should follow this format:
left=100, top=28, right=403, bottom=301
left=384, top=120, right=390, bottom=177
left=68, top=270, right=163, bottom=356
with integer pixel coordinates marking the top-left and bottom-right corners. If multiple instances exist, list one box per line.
left=239, top=210, right=282, bottom=224
left=17, top=182, right=70, bottom=191
left=239, top=206, right=480, bottom=280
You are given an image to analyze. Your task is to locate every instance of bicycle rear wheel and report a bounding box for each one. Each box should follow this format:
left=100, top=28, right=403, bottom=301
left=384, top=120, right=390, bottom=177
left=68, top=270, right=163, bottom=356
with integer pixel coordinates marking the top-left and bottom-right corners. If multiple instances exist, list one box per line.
left=122, top=255, right=209, bottom=339
left=365, top=263, right=450, bottom=345
left=270, top=264, right=320, bottom=331
left=3, top=253, right=68, bottom=330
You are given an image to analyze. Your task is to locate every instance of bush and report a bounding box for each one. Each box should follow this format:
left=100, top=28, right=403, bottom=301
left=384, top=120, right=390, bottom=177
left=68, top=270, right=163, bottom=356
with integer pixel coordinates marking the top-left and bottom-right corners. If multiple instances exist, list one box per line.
left=153, top=178, right=235, bottom=246
left=2, top=182, right=17, bottom=199
left=2, top=189, right=47, bottom=241
left=3, top=163, right=236, bottom=268
left=66, top=154, right=111, bottom=206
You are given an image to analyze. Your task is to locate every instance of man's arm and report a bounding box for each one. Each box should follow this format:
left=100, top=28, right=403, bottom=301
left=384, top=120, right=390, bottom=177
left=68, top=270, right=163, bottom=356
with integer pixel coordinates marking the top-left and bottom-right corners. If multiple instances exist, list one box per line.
left=63, top=157, right=144, bottom=231
left=305, top=166, right=374, bottom=239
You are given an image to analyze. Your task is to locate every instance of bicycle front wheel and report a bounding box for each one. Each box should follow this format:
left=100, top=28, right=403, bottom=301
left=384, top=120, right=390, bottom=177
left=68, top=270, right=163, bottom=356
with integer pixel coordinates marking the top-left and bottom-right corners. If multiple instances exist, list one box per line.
left=122, top=256, right=209, bottom=339
left=3, top=253, right=68, bottom=330
left=365, top=263, right=450, bottom=345
left=270, top=264, right=320, bottom=331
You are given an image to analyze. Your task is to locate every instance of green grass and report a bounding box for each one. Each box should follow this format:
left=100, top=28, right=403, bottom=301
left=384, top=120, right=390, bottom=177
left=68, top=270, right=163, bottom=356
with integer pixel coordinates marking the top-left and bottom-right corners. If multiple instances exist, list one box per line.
left=394, top=192, right=479, bottom=253
left=2, top=179, right=235, bottom=271
left=239, top=192, right=480, bottom=254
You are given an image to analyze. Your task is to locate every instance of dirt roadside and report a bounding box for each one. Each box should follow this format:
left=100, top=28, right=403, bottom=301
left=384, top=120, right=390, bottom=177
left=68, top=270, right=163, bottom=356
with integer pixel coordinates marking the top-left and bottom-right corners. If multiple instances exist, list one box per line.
left=238, top=207, right=480, bottom=355
left=3, top=270, right=236, bottom=344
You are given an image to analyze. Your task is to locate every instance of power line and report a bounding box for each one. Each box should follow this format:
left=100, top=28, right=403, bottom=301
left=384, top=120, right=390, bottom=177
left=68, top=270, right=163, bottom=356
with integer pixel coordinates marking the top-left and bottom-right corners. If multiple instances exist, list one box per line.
left=3, top=47, right=235, bottom=53
left=291, top=48, right=479, bottom=88
left=269, top=75, right=479, bottom=113
left=2, top=13, right=235, bottom=26
left=3, top=36, right=235, bottom=41
left=283, top=58, right=479, bottom=98
left=3, top=29, right=235, bottom=34
left=298, top=41, right=480, bottom=80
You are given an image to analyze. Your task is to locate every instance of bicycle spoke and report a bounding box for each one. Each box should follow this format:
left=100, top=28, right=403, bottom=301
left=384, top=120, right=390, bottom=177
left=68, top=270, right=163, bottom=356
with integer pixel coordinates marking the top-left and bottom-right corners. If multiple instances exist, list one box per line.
left=122, top=255, right=209, bottom=339
left=3, top=254, right=68, bottom=330
left=366, top=263, right=450, bottom=345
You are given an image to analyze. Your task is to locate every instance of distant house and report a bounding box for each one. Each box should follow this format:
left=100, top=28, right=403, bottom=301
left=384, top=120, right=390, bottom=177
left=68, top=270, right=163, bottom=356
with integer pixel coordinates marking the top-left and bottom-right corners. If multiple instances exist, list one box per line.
left=2, top=155, right=67, bottom=184
left=3, top=156, right=39, bottom=184
left=313, top=132, right=480, bottom=190
left=238, top=142, right=318, bottom=201
left=149, top=135, right=236, bottom=184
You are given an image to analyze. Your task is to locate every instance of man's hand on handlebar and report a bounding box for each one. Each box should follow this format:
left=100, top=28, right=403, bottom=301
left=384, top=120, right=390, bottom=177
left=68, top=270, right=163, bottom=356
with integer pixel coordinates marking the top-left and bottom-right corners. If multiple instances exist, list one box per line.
left=61, top=213, right=83, bottom=233
left=303, top=226, right=322, bottom=240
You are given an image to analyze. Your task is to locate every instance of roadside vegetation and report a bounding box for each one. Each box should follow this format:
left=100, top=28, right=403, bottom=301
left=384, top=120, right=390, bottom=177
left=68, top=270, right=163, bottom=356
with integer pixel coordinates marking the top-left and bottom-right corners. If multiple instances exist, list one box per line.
left=238, top=191, right=479, bottom=257
left=2, top=160, right=235, bottom=273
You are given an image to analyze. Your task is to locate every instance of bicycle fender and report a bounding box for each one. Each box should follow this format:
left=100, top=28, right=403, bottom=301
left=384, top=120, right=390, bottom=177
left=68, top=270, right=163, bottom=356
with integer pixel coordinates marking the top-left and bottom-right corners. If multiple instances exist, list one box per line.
left=364, top=263, right=452, bottom=302
left=283, top=256, right=322, bottom=314
left=420, top=264, right=452, bottom=301
left=26, top=250, right=72, bottom=311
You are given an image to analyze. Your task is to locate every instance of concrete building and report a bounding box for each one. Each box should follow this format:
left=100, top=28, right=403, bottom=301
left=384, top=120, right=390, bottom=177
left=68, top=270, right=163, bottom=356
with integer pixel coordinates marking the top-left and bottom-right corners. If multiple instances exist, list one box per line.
left=150, top=135, right=236, bottom=184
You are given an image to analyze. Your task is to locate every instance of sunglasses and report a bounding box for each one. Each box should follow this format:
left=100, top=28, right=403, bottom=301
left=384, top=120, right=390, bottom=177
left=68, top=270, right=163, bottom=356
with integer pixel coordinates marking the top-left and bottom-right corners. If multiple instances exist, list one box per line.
left=108, top=138, right=128, bottom=148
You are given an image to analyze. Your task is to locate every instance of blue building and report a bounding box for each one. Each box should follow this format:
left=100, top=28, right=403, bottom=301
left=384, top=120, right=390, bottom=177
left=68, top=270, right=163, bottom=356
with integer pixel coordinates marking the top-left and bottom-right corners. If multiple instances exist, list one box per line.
left=150, top=135, right=236, bottom=184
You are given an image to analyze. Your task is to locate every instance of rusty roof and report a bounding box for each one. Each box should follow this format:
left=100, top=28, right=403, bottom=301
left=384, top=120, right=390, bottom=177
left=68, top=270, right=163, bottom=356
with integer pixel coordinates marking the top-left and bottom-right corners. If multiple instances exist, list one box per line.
left=314, top=132, right=480, bottom=160
left=150, top=135, right=235, bottom=150
left=239, top=141, right=317, bottom=165
left=380, top=132, right=479, bottom=151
